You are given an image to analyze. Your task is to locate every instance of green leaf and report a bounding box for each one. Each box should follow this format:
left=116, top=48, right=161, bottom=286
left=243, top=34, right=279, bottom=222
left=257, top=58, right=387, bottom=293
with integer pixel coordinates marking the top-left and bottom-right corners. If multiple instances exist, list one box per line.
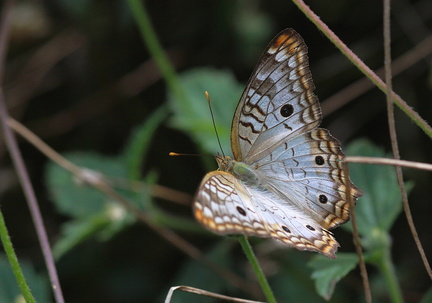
left=122, top=105, right=168, bottom=180
left=46, top=152, right=138, bottom=256
left=344, top=139, right=407, bottom=236
left=308, top=253, right=359, bottom=300
left=0, top=256, right=51, bottom=303
left=53, top=214, right=112, bottom=259
left=52, top=198, right=135, bottom=259
left=45, top=152, right=129, bottom=218
left=271, top=251, right=327, bottom=303
left=168, top=67, right=243, bottom=154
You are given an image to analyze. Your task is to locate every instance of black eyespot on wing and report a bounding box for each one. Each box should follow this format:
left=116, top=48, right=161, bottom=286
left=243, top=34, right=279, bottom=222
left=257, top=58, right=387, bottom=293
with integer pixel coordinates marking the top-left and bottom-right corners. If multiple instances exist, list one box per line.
left=315, top=155, right=325, bottom=165
left=236, top=206, right=247, bottom=216
left=306, top=225, right=315, bottom=231
left=280, top=104, right=294, bottom=118
left=319, top=194, right=328, bottom=204
left=282, top=226, right=291, bottom=233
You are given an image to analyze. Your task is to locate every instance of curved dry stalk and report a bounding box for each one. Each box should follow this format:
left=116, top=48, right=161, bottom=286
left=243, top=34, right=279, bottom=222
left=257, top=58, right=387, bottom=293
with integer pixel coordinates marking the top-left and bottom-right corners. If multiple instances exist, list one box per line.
left=6, top=117, right=257, bottom=295
left=165, top=286, right=265, bottom=303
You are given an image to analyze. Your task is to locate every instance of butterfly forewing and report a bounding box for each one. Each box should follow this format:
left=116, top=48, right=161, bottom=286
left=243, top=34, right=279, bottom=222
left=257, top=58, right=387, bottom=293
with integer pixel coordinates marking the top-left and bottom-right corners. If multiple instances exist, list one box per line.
left=231, top=28, right=321, bottom=163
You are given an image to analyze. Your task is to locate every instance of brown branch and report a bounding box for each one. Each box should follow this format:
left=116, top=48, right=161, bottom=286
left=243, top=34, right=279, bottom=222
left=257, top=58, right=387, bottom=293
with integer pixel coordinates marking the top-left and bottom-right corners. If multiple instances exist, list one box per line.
left=322, top=34, right=432, bottom=116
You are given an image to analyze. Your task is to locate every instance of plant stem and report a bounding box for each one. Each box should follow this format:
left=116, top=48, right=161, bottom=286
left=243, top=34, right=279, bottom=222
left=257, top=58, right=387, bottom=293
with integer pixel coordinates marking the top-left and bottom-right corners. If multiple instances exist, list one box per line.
left=376, top=250, right=404, bottom=303
left=0, top=211, right=36, bottom=303
left=238, top=237, right=277, bottom=303
left=127, top=0, right=189, bottom=108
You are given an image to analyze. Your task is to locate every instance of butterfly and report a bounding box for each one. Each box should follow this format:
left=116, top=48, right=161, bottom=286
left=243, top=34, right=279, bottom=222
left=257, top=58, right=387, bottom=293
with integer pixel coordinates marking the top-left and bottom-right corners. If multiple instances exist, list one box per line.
left=193, top=28, right=362, bottom=259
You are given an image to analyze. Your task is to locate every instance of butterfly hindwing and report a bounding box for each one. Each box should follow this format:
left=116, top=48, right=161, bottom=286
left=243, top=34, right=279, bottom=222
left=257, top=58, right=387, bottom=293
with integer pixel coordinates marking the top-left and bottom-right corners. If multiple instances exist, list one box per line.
left=194, top=171, right=340, bottom=258
left=194, top=171, right=269, bottom=236
left=256, top=128, right=362, bottom=230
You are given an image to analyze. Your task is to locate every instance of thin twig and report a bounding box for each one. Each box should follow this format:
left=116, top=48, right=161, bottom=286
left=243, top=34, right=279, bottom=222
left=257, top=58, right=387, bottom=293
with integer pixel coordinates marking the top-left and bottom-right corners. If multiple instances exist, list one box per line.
left=0, top=1, right=65, bottom=302
left=9, top=117, right=194, bottom=206
left=291, top=0, right=432, bottom=138
left=322, top=34, right=432, bottom=116
left=382, top=5, right=407, bottom=299
left=345, top=156, right=432, bottom=171
left=0, top=90, right=66, bottom=303
left=383, top=0, right=432, bottom=281
left=342, top=163, right=371, bottom=303
left=109, top=177, right=192, bottom=206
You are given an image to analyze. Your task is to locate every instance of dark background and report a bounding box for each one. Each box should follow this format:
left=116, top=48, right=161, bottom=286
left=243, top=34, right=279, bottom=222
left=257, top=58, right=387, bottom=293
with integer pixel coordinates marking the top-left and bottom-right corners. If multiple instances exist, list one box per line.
left=1, top=0, right=431, bottom=302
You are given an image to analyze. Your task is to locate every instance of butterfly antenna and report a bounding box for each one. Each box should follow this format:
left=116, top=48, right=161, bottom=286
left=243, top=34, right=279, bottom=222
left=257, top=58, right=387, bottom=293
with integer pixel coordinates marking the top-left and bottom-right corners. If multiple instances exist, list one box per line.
left=169, top=152, right=214, bottom=157
left=205, top=91, right=225, bottom=157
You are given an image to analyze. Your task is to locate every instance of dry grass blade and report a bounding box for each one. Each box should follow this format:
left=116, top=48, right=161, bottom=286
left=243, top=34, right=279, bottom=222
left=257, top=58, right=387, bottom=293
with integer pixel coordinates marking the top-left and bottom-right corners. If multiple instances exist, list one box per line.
left=164, top=285, right=265, bottom=303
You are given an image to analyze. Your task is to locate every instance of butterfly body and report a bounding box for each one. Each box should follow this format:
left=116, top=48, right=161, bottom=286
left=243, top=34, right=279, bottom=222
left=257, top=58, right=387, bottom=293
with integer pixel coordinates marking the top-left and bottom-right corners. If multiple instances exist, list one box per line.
left=193, top=29, right=362, bottom=259
left=220, top=157, right=262, bottom=186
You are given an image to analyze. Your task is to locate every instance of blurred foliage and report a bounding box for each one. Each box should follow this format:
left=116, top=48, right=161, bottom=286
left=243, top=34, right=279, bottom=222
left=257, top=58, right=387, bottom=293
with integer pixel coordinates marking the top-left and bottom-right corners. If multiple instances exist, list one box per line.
left=1, top=0, right=431, bottom=302
left=168, top=68, right=243, bottom=154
